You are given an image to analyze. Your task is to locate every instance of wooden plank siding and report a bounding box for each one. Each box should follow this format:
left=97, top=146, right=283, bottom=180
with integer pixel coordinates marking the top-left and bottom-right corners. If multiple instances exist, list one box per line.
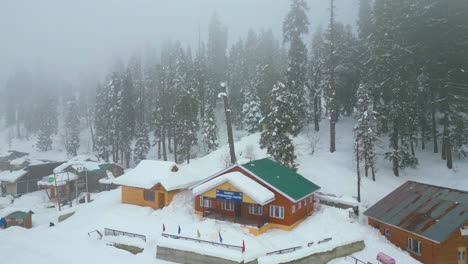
left=368, top=217, right=468, bottom=264
left=194, top=166, right=314, bottom=230
left=121, top=184, right=179, bottom=209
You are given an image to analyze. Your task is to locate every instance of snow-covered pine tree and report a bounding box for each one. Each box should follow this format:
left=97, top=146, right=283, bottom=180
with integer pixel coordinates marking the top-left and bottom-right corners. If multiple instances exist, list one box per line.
left=354, top=83, right=378, bottom=181
left=119, top=69, right=136, bottom=167
left=283, top=0, right=309, bottom=136
left=65, top=96, right=80, bottom=156
left=260, top=82, right=297, bottom=170
left=241, top=65, right=263, bottom=134
left=94, top=83, right=110, bottom=161
left=133, top=120, right=150, bottom=164
left=174, top=45, right=199, bottom=164
left=36, top=96, right=57, bottom=151
left=202, top=104, right=219, bottom=153
left=307, top=27, right=326, bottom=132
left=228, top=39, right=247, bottom=127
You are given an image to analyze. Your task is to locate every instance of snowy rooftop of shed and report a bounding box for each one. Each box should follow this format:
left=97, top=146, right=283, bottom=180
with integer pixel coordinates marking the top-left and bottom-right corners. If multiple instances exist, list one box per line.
left=37, top=172, right=78, bottom=187
left=53, top=155, right=102, bottom=173
left=192, top=171, right=275, bottom=205
left=0, top=170, right=28, bottom=183
left=113, top=160, right=206, bottom=191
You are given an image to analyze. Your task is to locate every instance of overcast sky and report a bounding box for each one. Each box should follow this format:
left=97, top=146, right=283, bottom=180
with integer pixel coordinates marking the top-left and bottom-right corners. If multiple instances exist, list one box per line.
left=0, top=0, right=358, bottom=87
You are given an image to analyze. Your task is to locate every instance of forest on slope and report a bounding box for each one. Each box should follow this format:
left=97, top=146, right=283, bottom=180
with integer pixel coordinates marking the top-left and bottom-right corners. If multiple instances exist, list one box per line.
left=1, top=0, right=467, bottom=179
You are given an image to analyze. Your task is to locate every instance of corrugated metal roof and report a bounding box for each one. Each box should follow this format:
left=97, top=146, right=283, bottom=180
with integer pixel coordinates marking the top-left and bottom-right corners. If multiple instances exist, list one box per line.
left=364, top=181, right=468, bottom=243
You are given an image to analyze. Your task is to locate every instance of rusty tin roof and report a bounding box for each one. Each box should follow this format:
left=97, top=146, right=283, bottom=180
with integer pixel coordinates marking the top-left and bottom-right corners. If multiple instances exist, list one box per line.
left=364, top=181, right=468, bottom=243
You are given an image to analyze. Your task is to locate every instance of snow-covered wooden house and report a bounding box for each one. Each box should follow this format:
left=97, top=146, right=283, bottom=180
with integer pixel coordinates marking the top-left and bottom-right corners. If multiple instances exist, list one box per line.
left=113, top=160, right=203, bottom=209
left=364, top=181, right=468, bottom=264
left=0, top=161, right=64, bottom=196
left=190, top=158, right=321, bottom=235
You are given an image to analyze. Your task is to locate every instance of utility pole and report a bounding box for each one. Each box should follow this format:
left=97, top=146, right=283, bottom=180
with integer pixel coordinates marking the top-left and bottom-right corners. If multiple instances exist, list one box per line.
left=219, top=82, right=237, bottom=165
left=85, top=168, right=90, bottom=203
left=54, top=173, right=62, bottom=212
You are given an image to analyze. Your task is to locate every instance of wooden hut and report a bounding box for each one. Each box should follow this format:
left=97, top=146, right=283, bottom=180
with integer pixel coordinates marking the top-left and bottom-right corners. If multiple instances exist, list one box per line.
left=190, top=158, right=321, bottom=235
left=364, top=181, right=468, bottom=264
left=113, top=160, right=203, bottom=209
left=0, top=208, right=33, bottom=229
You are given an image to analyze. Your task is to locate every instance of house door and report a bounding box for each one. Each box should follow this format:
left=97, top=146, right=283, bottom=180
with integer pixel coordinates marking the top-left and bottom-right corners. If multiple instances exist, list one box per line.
left=459, top=247, right=467, bottom=264
left=158, top=193, right=165, bottom=208
left=235, top=202, right=241, bottom=217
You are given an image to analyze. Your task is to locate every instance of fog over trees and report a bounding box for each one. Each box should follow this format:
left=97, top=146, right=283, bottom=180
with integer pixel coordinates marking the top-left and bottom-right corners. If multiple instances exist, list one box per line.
left=1, top=0, right=467, bottom=177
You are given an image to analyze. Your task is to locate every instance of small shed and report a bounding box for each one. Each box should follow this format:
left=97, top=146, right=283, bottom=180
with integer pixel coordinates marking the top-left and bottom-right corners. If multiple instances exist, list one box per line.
left=190, top=158, right=321, bottom=235
left=364, top=181, right=468, bottom=264
left=0, top=208, right=33, bottom=229
left=113, top=160, right=205, bottom=209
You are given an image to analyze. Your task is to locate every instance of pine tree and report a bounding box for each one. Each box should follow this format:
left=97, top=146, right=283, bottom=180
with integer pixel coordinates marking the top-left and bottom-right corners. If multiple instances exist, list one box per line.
left=133, top=121, right=150, bottom=164
left=94, top=82, right=111, bottom=161
left=260, top=82, right=297, bottom=170
left=207, top=12, right=228, bottom=105
left=242, top=65, right=263, bottom=134
left=283, top=0, right=309, bottom=136
left=202, top=104, right=219, bottom=152
left=354, top=83, right=378, bottom=181
left=36, top=96, right=57, bottom=151
left=65, top=96, right=80, bottom=156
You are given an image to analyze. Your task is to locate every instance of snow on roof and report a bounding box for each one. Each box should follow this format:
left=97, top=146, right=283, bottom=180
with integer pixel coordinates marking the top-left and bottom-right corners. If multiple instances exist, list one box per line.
left=192, top=171, right=275, bottom=206
left=53, top=154, right=101, bottom=173
left=98, top=171, right=116, bottom=185
left=0, top=207, right=32, bottom=218
left=113, top=160, right=209, bottom=191
left=37, top=172, right=78, bottom=187
left=0, top=169, right=28, bottom=183
left=10, top=157, right=28, bottom=166
left=113, top=160, right=177, bottom=189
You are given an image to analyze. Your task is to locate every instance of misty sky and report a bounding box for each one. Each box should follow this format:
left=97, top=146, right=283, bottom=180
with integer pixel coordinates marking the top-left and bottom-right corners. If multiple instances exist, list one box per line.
left=0, top=0, right=358, bottom=87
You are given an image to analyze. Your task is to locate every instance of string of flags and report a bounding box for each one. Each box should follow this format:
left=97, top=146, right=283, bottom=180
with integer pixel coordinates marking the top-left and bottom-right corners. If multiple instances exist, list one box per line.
left=161, top=223, right=245, bottom=252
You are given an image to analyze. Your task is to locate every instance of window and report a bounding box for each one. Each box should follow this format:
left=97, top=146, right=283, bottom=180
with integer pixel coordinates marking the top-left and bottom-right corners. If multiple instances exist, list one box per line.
left=459, top=247, right=466, bottom=261
left=304, top=200, right=307, bottom=206
left=292, top=205, right=296, bottom=214
left=249, top=204, right=263, bottom=215
left=384, top=228, right=391, bottom=236
left=222, top=200, right=234, bottom=211
left=309, top=196, right=313, bottom=203
left=298, top=201, right=302, bottom=209
left=269, top=205, right=284, bottom=219
left=407, top=238, right=422, bottom=255
left=144, top=190, right=155, bottom=201
left=199, top=196, right=211, bottom=208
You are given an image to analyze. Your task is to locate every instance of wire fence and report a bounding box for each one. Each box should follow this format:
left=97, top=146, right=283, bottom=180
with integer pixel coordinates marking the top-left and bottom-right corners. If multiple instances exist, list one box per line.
left=104, top=228, right=146, bottom=242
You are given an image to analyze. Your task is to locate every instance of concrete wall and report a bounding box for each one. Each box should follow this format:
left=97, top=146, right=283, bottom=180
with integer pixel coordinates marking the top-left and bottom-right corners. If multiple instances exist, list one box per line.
left=286, top=241, right=365, bottom=264
left=157, top=246, right=258, bottom=264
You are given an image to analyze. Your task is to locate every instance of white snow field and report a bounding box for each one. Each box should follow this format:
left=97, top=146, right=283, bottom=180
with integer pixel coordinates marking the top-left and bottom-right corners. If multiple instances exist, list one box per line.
left=1, top=118, right=467, bottom=264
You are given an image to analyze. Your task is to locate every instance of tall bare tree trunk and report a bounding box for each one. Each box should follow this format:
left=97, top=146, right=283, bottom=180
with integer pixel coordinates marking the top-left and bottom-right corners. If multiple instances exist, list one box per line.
left=329, top=0, right=336, bottom=153
left=162, top=127, right=167, bottom=161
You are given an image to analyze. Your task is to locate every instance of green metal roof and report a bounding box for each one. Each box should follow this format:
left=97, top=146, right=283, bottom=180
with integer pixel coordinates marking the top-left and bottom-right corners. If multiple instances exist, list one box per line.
left=241, top=158, right=320, bottom=201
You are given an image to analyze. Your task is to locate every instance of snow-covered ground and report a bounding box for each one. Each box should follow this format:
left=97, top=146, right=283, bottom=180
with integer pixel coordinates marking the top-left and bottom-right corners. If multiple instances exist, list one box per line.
left=1, top=117, right=466, bottom=263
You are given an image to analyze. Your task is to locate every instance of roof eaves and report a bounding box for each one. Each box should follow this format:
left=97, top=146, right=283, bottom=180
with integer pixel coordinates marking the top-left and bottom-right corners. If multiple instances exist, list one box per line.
left=367, top=216, right=442, bottom=244
left=188, top=164, right=238, bottom=190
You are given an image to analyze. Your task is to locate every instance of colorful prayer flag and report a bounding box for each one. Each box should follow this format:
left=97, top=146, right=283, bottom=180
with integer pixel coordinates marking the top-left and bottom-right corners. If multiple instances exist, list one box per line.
left=162, top=223, right=166, bottom=232
left=242, top=240, right=245, bottom=253
left=197, top=229, right=201, bottom=238
left=219, top=232, right=223, bottom=243
left=178, top=225, right=181, bottom=235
